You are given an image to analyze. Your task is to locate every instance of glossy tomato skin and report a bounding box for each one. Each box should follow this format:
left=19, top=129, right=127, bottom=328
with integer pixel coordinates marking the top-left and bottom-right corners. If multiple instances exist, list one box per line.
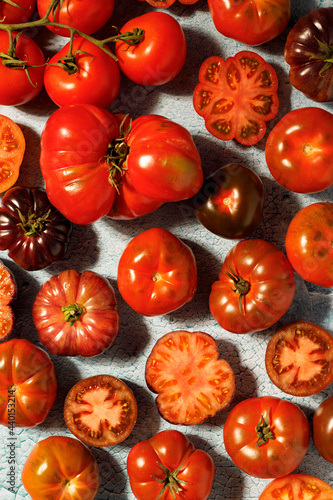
left=44, top=37, right=120, bottom=108
left=117, top=228, right=197, bottom=316
left=224, top=396, right=310, bottom=479
left=21, top=435, right=100, bottom=500
left=259, top=473, right=333, bottom=499
left=138, top=0, right=199, bottom=6
left=0, top=0, right=36, bottom=23
left=0, top=339, right=57, bottom=427
left=284, top=8, right=333, bottom=102
left=313, top=397, right=333, bottom=463
left=32, top=269, right=120, bottom=357
left=193, top=164, right=265, bottom=239
left=0, top=186, right=72, bottom=271
left=207, top=0, right=290, bottom=46
left=265, top=107, right=333, bottom=193
left=193, top=52, right=279, bottom=146
left=209, top=239, right=295, bottom=334
left=285, top=202, right=333, bottom=288
left=0, top=114, right=25, bottom=193
left=127, top=429, right=215, bottom=500
left=0, top=31, right=45, bottom=106
left=115, top=12, right=186, bottom=86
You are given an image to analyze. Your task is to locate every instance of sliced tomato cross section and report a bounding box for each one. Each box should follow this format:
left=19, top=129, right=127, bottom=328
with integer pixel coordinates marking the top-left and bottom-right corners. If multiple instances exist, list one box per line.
left=259, top=473, right=333, bottom=500
left=0, top=260, right=16, bottom=340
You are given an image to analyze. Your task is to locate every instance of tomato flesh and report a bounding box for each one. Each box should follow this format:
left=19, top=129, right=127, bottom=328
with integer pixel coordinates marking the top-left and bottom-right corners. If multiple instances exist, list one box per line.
left=0, top=115, right=25, bottom=193
left=0, top=260, right=16, bottom=340
left=259, top=473, right=333, bottom=499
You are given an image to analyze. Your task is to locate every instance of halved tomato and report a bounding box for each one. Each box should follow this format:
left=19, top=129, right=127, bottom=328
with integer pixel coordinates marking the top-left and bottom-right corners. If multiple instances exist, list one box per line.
left=0, top=114, right=25, bottom=193
left=0, top=259, right=16, bottom=340
left=259, top=474, right=333, bottom=499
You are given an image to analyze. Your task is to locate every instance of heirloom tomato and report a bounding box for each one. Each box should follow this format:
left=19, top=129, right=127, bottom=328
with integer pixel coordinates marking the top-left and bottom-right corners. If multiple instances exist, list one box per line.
left=117, top=228, right=197, bottom=316
left=0, top=114, right=25, bottom=194
left=285, top=202, right=333, bottom=288
left=259, top=474, right=333, bottom=500
left=115, top=12, right=186, bottom=86
left=0, top=259, right=16, bottom=341
left=265, top=107, right=333, bottom=193
left=64, top=374, right=137, bottom=447
left=0, top=338, right=57, bottom=427
left=224, top=396, right=310, bottom=479
left=0, top=30, right=45, bottom=106
left=145, top=330, right=235, bottom=425
left=284, top=7, right=333, bottom=102
left=207, top=0, right=290, bottom=46
left=0, top=0, right=36, bottom=23
left=0, top=186, right=72, bottom=271
left=313, top=397, right=333, bottom=463
left=138, top=0, right=199, bottom=7
left=127, top=429, right=215, bottom=500
left=32, top=269, right=120, bottom=357
left=37, top=0, right=114, bottom=37
left=209, top=239, right=295, bottom=334
left=265, top=321, right=333, bottom=397
left=44, top=37, right=120, bottom=108
left=193, top=163, right=264, bottom=239
left=193, top=51, right=279, bottom=146
left=21, top=435, right=100, bottom=500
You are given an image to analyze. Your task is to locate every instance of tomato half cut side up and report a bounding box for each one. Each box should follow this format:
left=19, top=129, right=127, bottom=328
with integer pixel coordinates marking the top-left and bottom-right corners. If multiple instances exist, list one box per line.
left=0, top=260, right=16, bottom=340
left=265, top=321, right=333, bottom=396
left=64, top=374, right=137, bottom=447
left=0, top=115, right=25, bottom=194
left=258, top=473, right=333, bottom=500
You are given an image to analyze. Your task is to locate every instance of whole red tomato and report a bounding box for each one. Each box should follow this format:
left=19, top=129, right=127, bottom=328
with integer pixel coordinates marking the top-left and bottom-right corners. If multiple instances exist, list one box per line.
left=207, top=0, right=290, bottom=46
left=224, top=396, right=310, bottom=478
left=0, top=114, right=25, bottom=193
left=32, top=269, right=120, bottom=357
left=193, top=52, right=279, bottom=146
left=313, top=397, right=333, bottom=463
left=21, top=435, right=100, bottom=500
left=0, top=338, right=57, bottom=427
left=0, top=259, right=16, bottom=341
left=115, top=12, right=187, bottom=86
left=0, top=0, right=36, bottom=23
left=285, top=202, right=333, bottom=288
left=138, top=0, right=199, bottom=6
left=44, top=36, right=120, bottom=108
left=259, top=474, right=333, bottom=500
left=209, top=239, right=295, bottom=334
left=117, top=228, right=197, bottom=316
left=127, top=429, right=215, bottom=500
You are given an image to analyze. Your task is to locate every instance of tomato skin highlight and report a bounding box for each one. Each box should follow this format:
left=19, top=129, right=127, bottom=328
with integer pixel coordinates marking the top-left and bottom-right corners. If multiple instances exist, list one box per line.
left=313, top=397, right=333, bottom=463
left=258, top=473, right=333, bottom=499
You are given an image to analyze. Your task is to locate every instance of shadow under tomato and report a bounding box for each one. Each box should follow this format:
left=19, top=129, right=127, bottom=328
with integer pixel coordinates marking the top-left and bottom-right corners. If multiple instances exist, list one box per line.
left=93, top=447, right=127, bottom=498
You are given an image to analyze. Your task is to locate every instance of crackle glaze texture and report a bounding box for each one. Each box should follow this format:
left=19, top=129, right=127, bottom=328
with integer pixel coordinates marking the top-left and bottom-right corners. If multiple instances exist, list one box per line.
left=0, top=0, right=332, bottom=499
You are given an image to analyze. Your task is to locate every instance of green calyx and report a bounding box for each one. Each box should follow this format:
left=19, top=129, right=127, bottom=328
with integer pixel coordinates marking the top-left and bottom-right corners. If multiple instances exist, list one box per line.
left=17, top=208, right=51, bottom=237
left=152, top=461, right=191, bottom=499
left=225, top=265, right=251, bottom=312
left=104, top=115, right=132, bottom=194
left=255, top=408, right=275, bottom=447
left=62, top=303, right=84, bottom=326
left=311, top=37, right=333, bottom=75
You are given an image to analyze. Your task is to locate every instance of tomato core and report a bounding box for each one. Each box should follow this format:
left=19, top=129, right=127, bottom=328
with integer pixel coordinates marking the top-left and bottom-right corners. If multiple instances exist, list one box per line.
left=303, top=143, right=313, bottom=156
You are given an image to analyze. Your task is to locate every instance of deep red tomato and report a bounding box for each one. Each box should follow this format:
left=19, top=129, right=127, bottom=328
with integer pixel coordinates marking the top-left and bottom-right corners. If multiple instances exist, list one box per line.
left=265, top=107, right=333, bottom=193
left=207, top=0, right=290, bottom=46
left=193, top=51, right=279, bottom=146
left=0, top=259, right=16, bottom=341
left=193, top=163, right=265, bottom=239
left=21, top=435, right=100, bottom=500
left=37, top=0, right=114, bottom=37
left=209, top=239, right=295, bottom=334
left=313, top=397, right=333, bottom=463
left=64, top=374, right=138, bottom=447
left=0, top=0, right=36, bottom=23
left=32, top=269, right=120, bottom=357
left=0, top=186, right=72, bottom=271
left=0, top=338, right=57, bottom=427
left=0, top=30, right=45, bottom=106
left=265, top=321, right=333, bottom=397
left=127, top=429, right=215, bottom=500
left=115, top=12, right=187, bottom=86
left=259, top=474, right=333, bottom=499
left=0, top=114, right=25, bottom=193
left=138, top=0, right=199, bottom=7
left=44, top=36, right=120, bottom=108
left=117, top=228, right=197, bottom=316
left=224, top=396, right=310, bottom=479
left=285, top=202, right=333, bottom=288
left=145, top=330, right=235, bottom=425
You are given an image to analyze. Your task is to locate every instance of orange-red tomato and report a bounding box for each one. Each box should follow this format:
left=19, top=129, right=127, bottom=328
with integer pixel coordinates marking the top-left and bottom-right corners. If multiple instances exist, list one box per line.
left=259, top=474, right=333, bottom=499
left=0, top=259, right=16, bottom=341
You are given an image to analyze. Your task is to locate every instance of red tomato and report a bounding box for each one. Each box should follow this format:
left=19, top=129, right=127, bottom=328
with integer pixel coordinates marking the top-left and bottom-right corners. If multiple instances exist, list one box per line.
left=21, top=435, right=100, bottom=500
left=117, top=228, right=197, bottom=316
left=285, top=202, right=333, bottom=288
left=32, top=269, right=120, bottom=357
left=115, top=12, right=187, bottom=86
left=209, top=239, right=295, bottom=334
left=259, top=474, right=333, bottom=499
left=0, top=115, right=25, bottom=193
left=223, top=396, right=310, bottom=478
left=193, top=52, right=279, bottom=146
left=0, top=0, right=36, bottom=23
left=64, top=374, right=138, bottom=447
left=0, top=259, right=16, bottom=341
left=0, top=30, right=45, bottom=106
left=313, top=397, right=333, bottom=463
left=127, top=429, right=215, bottom=500
left=265, top=321, right=333, bottom=397
left=0, top=339, right=57, bottom=427
left=138, top=0, right=199, bottom=6
left=265, top=107, right=333, bottom=193
left=207, top=0, right=290, bottom=46
left=145, top=330, right=235, bottom=425
left=37, top=0, right=114, bottom=37
left=44, top=36, right=120, bottom=108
